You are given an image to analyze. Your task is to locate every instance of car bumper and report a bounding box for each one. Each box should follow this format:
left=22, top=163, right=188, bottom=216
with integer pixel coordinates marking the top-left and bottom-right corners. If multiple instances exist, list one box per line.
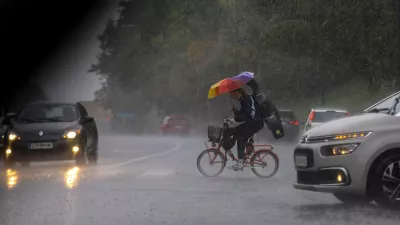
left=293, top=142, right=367, bottom=194
left=6, top=139, right=80, bottom=162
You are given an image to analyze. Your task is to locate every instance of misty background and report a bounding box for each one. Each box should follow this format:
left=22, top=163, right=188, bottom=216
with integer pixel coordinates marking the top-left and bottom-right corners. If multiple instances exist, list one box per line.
left=3, top=0, right=400, bottom=134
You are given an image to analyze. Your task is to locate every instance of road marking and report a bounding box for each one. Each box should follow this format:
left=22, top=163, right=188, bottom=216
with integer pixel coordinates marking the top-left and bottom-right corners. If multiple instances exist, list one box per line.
left=141, top=169, right=174, bottom=177
left=108, top=144, right=181, bottom=168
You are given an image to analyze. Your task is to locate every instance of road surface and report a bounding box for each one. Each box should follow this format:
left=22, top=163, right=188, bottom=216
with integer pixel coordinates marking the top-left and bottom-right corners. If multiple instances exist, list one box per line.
left=0, top=135, right=398, bottom=225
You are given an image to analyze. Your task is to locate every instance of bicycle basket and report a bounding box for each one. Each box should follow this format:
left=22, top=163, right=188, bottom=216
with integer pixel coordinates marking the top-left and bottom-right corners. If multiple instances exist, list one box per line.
left=208, top=125, right=222, bottom=143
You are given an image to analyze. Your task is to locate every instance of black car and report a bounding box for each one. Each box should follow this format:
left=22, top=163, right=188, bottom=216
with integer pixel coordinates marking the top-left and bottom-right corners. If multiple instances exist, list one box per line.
left=278, top=109, right=300, bottom=142
left=1, top=102, right=98, bottom=167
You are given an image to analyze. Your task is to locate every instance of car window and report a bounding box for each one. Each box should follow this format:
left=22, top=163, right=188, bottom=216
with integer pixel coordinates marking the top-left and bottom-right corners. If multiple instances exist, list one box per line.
left=279, top=111, right=296, bottom=121
left=313, top=111, right=348, bottom=122
left=17, top=104, right=78, bottom=123
left=364, top=92, right=400, bottom=113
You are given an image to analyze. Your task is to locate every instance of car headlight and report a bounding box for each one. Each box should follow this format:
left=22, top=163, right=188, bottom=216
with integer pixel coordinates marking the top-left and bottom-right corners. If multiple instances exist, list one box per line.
left=333, top=132, right=372, bottom=140
left=63, top=130, right=80, bottom=139
left=321, top=144, right=359, bottom=156
left=8, top=132, right=19, bottom=141
left=305, top=131, right=372, bottom=143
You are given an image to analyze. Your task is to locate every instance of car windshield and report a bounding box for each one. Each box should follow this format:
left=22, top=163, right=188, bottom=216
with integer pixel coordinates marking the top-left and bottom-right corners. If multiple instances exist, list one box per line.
left=17, top=104, right=78, bottom=123
left=364, top=92, right=400, bottom=114
left=279, top=111, right=296, bottom=121
left=313, top=111, right=348, bottom=122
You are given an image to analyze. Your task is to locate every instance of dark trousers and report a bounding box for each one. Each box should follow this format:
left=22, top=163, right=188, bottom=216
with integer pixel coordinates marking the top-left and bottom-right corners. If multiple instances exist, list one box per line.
left=234, top=124, right=255, bottom=160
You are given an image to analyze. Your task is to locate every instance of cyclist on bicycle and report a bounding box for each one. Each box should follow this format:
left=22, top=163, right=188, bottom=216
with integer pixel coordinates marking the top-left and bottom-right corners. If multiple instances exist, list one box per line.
left=226, top=88, right=264, bottom=170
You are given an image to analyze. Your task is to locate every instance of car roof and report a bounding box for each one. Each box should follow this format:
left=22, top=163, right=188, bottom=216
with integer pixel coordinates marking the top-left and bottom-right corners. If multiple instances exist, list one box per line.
left=311, top=108, right=348, bottom=112
left=23, top=101, right=77, bottom=107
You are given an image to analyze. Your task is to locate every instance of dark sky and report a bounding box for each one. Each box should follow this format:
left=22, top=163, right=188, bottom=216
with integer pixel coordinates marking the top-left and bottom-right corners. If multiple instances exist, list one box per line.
left=1, top=0, right=114, bottom=112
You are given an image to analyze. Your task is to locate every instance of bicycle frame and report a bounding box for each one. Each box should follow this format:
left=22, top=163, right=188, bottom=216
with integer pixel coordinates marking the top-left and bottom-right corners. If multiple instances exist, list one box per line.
left=205, top=117, right=278, bottom=166
left=204, top=140, right=277, bottom=166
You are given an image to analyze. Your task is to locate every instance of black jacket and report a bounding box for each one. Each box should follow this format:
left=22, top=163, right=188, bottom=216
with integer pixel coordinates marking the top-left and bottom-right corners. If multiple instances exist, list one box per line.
left=233, top=94, right=263, bottom=131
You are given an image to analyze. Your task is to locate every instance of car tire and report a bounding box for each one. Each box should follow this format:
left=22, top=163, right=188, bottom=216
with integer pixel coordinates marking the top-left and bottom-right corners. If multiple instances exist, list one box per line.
left=371, top=154, right=400, bottom=209
left=333, top=193, right=372, bottom=205
left=88, top=144, right=98, bottom=165
left=75, top=136, right=88, bottom=166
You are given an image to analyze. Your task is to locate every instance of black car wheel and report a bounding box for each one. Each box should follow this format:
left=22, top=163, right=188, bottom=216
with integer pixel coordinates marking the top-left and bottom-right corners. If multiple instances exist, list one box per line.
left=88, top=142, right=98, bottom=164
left=372, top=154, right=400, bottom=209
left=333, top=193, right=372, bottom=205
left=75, top=136, right=88, bottom=165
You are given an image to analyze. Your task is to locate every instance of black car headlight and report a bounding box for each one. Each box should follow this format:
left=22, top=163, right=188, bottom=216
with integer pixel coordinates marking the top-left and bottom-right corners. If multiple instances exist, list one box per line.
left=63, top=130, right=80, bottom=139
left=321, top=144, right=359, bottom=156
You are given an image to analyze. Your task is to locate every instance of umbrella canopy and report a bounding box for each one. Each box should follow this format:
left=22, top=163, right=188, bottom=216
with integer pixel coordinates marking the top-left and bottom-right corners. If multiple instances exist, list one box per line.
left=231, top=71, right=254, bottom=83
left=208, top=78, right=246, bottom=99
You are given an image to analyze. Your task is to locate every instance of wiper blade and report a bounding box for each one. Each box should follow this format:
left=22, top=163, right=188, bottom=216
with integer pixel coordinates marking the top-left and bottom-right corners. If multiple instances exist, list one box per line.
left=18, top=118, right=36, bottom=123
left=367, top=108, right=389, bottom=113
left=45, top=118, right=64, bottom=122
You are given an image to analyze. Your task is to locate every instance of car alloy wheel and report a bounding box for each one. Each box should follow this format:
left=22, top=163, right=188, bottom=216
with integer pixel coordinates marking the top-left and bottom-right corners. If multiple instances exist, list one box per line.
left=373, top=154, right=400, bottom=209
left=381, top=160, right=400, bottom=202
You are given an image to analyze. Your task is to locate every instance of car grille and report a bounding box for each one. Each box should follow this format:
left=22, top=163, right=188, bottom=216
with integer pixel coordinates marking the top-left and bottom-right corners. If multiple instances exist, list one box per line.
left=294, top=148, right=314, bottom=168
left=297, top=170, right=349, bottom=185
left=18, top=131, right=63, bottom=141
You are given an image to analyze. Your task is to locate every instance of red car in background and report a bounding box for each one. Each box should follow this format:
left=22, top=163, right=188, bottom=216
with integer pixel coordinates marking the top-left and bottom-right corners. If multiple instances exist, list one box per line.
left=161, top=116, right=190, bottom=136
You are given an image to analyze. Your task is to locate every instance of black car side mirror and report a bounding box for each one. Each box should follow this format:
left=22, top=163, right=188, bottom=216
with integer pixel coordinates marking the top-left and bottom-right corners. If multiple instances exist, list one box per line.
left=2, top=113, right=16, bottom=126
left=80, top=116, right=94, bottom=124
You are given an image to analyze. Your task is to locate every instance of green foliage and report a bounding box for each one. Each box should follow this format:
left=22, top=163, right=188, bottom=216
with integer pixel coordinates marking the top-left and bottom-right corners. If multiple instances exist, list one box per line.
left=90, top=0, right=400, bottom=131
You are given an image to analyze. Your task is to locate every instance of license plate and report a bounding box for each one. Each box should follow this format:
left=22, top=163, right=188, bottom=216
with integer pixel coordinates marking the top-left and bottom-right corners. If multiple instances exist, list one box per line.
left=30, top=142, right=53, bottom=149
left=295, top=155, right=307, bottom=167
left=175, top=126, right=183, bottom=128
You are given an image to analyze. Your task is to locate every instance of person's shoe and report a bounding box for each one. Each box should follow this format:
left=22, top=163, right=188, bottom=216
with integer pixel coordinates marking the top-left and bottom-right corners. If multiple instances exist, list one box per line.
left=231, top=159, right=244, bottom=171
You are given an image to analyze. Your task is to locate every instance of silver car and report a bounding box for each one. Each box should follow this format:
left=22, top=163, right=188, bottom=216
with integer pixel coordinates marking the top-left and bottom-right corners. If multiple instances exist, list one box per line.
left=303, top=108, right=350, bottom=132
left=293, top=91, right=400, bottom=209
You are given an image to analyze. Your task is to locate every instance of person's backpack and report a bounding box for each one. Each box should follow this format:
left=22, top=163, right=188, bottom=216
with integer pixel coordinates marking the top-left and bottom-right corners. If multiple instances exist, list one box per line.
left=254, top=94, right=285, bottom=140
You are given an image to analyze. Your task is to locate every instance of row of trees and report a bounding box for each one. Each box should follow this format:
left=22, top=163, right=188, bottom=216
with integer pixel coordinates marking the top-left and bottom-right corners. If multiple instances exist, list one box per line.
left=90, top=0, right=399, bottom=131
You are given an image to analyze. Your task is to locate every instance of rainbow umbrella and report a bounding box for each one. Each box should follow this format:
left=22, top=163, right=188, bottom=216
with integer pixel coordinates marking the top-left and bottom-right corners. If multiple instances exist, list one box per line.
left=231, top=71, right=254, bottom=83
left=208, top=78, right=246, bottom=99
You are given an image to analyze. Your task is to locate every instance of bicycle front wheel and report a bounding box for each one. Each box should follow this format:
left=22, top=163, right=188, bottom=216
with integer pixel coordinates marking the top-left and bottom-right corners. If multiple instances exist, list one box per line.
left=197, top=149, right=226, bottom=177
left=250, top=150, right=279, bottom=178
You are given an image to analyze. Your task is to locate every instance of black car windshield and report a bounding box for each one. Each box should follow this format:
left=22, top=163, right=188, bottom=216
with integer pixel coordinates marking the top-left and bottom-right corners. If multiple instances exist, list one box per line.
left=279, top=111, right=296, bottom=121
left=313, top=111, right=348, bottom=122
left=17, top=105, right=78, bottom=123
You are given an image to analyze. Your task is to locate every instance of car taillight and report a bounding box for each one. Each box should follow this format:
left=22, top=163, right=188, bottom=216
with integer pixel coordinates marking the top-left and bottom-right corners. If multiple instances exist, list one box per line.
left=289, top=120, right=299, bottom=125
left=309, top=110, right=315, bottom=121
left=347, top=112, right=350, bottom=116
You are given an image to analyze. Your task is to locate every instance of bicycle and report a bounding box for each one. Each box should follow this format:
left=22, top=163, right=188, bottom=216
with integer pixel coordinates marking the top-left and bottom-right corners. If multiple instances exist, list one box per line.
left=197, top=117, right=279, bottom=178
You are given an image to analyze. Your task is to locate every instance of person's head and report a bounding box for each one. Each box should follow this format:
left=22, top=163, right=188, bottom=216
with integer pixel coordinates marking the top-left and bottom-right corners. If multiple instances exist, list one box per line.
left=229, top=88, right=246, bottom=100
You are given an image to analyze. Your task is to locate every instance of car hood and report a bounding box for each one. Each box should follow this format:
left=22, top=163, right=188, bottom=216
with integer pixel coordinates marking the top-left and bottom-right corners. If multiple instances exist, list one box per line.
left=12, top=121, right=79, bottom=133
left=305, top=113, right=400, bottom=137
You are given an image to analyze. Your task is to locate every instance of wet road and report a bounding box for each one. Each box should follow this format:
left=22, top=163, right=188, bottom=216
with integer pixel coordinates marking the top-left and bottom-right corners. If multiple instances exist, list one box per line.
left=0, top=135, right=398, bottom=225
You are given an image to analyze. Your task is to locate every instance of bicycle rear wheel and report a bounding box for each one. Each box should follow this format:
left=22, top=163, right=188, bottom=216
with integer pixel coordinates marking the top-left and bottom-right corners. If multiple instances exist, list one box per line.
left=250, top=150, right=279, bottom=178
left=197, top=149, right=226, bottom=177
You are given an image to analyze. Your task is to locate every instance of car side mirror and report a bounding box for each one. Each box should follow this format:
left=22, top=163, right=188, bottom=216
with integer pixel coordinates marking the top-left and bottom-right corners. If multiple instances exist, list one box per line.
left=80, top=116, right=94, bottom=124
left=2, top=113, right=16, bottom=126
